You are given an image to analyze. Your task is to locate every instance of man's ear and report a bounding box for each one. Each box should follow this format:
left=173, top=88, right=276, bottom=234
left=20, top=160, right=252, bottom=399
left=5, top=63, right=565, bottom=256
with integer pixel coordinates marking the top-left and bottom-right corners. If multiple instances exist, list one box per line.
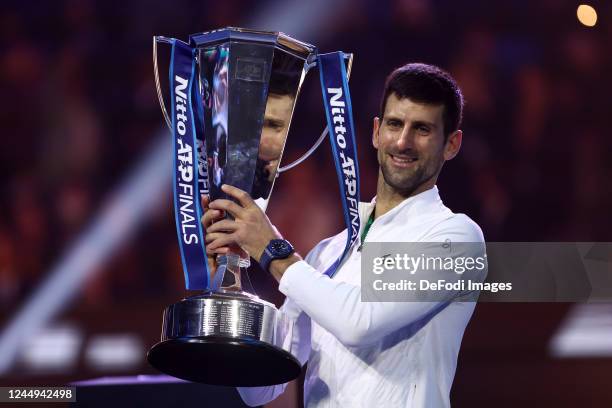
left=444, top=130, right=462, bottom=161
left=372, top=117, right=381, bottom=149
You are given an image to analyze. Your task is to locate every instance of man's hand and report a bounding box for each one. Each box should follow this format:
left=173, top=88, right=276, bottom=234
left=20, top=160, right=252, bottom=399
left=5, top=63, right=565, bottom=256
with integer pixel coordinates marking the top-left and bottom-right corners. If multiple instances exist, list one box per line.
left=201, top=195, right=225, bottom=276
left=205, top=184, right=281, bottom=263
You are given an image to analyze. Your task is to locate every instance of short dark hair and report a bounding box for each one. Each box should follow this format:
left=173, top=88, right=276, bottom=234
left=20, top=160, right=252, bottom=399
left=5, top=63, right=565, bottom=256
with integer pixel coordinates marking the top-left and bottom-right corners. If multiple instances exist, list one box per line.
left=268, top=54, right=302, bottom=97
left=380, top=63, right=464, bottom=138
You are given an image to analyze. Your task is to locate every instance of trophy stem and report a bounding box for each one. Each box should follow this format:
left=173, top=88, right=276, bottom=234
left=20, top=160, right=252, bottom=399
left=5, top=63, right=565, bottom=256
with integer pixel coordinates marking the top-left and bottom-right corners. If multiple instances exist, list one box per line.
left=216, top=251, right=250, bottom=291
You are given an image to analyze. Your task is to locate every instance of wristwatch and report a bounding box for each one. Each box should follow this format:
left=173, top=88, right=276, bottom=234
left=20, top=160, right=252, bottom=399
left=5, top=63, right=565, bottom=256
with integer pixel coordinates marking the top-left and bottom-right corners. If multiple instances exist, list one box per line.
left=259, top=239, right=295, bottom=273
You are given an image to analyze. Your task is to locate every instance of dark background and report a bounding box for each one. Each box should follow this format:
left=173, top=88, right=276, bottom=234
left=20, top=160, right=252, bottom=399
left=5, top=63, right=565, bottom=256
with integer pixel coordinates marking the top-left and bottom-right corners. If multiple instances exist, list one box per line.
left=0, top=0, right=611, bottom=406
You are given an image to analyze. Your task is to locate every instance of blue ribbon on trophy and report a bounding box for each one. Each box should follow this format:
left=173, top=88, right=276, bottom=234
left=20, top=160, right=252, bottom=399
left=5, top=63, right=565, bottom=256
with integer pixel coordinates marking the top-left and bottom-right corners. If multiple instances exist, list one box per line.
left=169, top=38, right=210, bottom=290
left=317, top=52, right=361, bottom=278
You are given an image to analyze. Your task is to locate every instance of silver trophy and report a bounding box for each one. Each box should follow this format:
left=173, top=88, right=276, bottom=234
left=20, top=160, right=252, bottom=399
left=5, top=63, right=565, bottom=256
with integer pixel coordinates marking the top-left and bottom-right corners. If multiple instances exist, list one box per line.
left=148, top=27, right=351, bottom=387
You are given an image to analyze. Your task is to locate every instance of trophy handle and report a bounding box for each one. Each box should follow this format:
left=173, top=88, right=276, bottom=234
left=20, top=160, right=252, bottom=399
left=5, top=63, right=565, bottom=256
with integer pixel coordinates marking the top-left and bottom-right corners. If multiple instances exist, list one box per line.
left=277, top=53, right=353, bottom=174
left=278, top=126, right=328, bottom=173
left=153, top=36, right=173, bottom=130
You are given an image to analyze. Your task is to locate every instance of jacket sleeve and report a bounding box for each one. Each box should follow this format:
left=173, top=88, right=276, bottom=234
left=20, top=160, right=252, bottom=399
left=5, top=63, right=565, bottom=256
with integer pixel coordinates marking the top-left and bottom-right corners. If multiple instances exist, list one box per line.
left=278, top=216, right=487, bottom=348
left=235, top=241, right=319, bottom=407
left=236, top=296, right=311, bottom=406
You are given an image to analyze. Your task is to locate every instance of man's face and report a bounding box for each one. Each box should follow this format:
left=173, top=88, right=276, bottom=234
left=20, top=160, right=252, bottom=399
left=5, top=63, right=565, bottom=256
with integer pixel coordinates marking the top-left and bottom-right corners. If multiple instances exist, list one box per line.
left=259, top=93, right=294, bottom=181
left=372, top=93, right=461, bottom=196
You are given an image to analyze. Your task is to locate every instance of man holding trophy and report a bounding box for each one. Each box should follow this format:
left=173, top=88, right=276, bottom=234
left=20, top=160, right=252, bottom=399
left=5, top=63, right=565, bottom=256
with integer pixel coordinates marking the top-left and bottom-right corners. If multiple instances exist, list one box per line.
left=150, top=27, right=485, bottom=407
left=204, top=63, right=486, bottom=407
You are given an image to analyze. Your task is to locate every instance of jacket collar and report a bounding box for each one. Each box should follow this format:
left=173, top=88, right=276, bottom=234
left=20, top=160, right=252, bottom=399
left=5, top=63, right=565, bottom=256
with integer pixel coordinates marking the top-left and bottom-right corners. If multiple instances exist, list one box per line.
left=358, top=186, right=442, bottom=232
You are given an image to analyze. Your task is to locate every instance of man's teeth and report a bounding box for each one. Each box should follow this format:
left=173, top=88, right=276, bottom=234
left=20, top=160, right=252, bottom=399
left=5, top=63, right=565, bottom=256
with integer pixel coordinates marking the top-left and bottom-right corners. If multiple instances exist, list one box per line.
left=391, top=155, right=417, bottom=162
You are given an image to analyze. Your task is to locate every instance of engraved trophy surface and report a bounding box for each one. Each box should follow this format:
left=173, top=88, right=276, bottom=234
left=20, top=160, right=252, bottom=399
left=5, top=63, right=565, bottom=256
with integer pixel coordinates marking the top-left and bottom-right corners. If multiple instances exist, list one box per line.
left=147, top=28, right=316, bottom=386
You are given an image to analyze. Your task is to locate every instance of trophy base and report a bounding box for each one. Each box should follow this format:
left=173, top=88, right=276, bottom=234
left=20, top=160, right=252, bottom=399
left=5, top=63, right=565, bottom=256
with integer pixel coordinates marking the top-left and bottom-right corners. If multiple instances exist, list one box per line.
left=147, top=292, right=301, bottom=386
left=148, top=336, right=301, bottom=386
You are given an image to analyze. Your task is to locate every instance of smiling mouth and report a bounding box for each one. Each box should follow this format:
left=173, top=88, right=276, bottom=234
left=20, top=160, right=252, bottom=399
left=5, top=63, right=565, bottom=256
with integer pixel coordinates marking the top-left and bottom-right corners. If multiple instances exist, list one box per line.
left=389, top=154, right=418, bottom=166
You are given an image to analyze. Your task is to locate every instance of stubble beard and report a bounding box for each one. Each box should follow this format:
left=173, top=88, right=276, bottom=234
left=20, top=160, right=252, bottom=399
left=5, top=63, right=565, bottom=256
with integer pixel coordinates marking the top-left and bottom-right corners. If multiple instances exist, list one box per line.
left=379, top=151, right=442, bottom=198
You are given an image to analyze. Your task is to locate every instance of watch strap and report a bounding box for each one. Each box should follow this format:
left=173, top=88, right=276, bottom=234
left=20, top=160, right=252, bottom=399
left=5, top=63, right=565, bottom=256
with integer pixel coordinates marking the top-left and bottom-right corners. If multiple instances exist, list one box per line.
left=259, top=247, right=274, bottom=274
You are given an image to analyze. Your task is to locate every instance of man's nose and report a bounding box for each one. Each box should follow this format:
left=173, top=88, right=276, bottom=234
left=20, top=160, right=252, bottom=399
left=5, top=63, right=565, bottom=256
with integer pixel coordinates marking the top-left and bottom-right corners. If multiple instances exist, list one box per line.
left=395, top=126, right=415, bottom=151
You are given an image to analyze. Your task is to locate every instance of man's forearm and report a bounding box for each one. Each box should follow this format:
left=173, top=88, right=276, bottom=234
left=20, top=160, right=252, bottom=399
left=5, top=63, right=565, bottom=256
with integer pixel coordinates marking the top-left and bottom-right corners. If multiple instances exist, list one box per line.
left=269, top=253, right=302, bottom=283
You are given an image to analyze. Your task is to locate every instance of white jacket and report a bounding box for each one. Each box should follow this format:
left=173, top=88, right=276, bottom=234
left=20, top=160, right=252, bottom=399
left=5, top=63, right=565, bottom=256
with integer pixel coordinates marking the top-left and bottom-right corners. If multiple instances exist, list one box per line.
left=238, top=186, right=486, bottom=407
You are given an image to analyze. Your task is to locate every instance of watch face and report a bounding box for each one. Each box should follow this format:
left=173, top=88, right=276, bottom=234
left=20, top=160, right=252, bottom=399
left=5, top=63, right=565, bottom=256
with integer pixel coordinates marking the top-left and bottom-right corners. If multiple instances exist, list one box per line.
left=270, top=239, right=292, bottom=256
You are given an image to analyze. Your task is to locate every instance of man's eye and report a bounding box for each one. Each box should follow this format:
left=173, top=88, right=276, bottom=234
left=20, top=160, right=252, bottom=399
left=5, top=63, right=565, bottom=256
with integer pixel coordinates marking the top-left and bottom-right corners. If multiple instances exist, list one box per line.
left=386, top=120, right=402, bottom=129
left=264, top=120, right=284, bottom=131
left=416, top=125, right=430, bottom=134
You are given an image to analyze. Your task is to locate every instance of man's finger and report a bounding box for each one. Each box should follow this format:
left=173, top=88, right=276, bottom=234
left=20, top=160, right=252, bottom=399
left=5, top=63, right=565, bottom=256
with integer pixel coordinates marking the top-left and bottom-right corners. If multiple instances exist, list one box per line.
left=201, top=196, right=211, bottom=218
left=206, top=219, right=238, bottom=234
left=206, top=233, right=239, bottom=250
left=205, top=231, right=222, bottom=244
left=206, top=245, right=230, bottom=255
left=209, top=198, right=245, bottom=218
left=221, top=184, right=254, bottom=208
left=201, top=209, right=224, bottom=228
left=205, top=231, right=238, bottom=245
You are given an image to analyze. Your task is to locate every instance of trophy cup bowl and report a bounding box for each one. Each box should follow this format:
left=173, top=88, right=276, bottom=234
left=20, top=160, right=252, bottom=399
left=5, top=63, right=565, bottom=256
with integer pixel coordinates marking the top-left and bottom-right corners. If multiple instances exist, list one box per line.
left=148, top=28, right=317, bottom=386
left=147, top=291, right=300, bottom=386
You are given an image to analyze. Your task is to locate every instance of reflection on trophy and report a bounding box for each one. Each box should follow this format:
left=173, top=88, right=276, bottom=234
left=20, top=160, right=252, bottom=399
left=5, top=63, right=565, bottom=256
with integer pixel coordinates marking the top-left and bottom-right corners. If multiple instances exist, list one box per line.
left=253, top=86, right=296, bottom=202
left=147, top=28, right=325, bottom=386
